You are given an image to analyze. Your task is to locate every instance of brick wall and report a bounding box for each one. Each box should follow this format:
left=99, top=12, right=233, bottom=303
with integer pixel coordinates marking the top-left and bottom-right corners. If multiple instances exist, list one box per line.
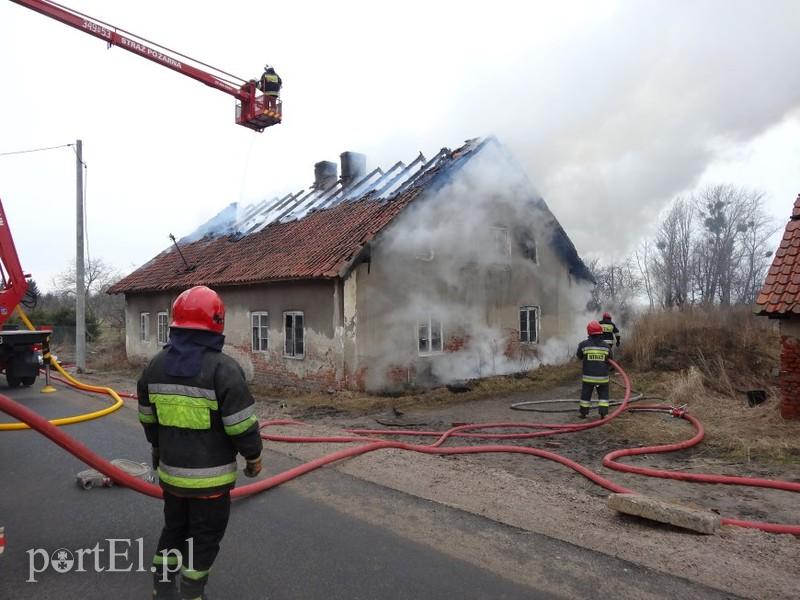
left=779, top=335, right=800, bottom=419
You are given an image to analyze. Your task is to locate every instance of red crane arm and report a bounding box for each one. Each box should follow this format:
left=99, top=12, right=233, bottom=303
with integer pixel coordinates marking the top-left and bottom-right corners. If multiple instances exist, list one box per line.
left=0, top=199, right=29, bottom=327
left=10, top=0, right=249, bottom=101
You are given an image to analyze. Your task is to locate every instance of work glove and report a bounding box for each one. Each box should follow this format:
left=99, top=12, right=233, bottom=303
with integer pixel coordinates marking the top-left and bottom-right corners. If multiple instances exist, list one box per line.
left=244, top=457, right=262, bottom=478
left=151, top=447, right=160, bottom=470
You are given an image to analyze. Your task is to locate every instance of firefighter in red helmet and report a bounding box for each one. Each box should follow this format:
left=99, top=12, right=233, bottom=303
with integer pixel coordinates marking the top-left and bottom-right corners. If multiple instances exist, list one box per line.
left=138, top=285, right=263, bottom=599
left=576, top=320, right=614, bottom=418
left=599, top=311, right=621, bottom=349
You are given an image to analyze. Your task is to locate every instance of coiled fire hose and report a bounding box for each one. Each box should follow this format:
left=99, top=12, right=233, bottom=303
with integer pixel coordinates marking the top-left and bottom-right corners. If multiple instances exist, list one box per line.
left=0, top=306, right=125, bottom=431
left=0, top=359, right=798, bottom=534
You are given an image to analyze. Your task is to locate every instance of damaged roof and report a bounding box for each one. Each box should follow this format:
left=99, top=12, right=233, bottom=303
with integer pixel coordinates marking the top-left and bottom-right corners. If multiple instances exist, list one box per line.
left=755, top=194, right=800, bottom=316
left=109, top=137, right=592, bottom=294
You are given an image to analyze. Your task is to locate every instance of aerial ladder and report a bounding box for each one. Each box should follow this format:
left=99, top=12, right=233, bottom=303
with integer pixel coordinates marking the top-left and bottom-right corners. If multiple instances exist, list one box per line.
left=0, top=199, right=51, bottom=388
left=9, top=0, right=282, bottom=132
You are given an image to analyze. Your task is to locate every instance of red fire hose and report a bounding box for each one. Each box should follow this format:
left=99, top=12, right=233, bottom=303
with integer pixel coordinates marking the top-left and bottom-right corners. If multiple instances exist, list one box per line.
left=1, top=360, right=798, bottom=534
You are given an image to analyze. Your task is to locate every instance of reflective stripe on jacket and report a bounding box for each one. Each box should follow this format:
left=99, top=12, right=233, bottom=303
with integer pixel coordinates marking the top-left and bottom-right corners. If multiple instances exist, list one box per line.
left=599, top=318, right=619, bottom=343
left=138, top=350, right=263, bottom=497
left=576, top=335, right=613, bottom=384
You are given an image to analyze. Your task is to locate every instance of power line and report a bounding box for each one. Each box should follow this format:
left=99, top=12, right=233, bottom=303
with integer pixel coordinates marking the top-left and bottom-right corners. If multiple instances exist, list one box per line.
left=0, top=143, right=73, bottom=157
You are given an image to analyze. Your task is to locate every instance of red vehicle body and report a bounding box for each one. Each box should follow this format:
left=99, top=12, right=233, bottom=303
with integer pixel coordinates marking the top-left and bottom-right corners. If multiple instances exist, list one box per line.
left=0, top=199, right=51, bottom=388
left=10, top=0, right=281, bottom=132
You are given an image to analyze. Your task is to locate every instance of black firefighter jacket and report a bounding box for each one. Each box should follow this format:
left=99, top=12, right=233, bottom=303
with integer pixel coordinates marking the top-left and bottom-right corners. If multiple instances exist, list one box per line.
left=576, top=334, right=614, bottom=385
left=138, top=346, right=263, bottom=497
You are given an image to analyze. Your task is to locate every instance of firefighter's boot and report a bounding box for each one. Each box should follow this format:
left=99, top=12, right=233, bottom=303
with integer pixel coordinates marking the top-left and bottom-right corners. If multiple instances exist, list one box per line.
left=180, top=573, right=209, bottom=600
left=152, top=576, right=179, bottom=600
left=578, top=406, right=589, bottom=418
left=598, top=406, right=609, bottom=418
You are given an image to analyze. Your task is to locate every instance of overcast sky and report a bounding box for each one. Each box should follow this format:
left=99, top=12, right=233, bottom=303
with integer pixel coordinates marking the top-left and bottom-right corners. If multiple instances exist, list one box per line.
left=1, top=0, right=798, bottom=292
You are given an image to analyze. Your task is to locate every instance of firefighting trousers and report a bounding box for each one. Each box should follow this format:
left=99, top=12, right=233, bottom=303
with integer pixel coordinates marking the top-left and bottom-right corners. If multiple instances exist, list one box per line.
left=579, top=382, right=609, bottom=409
left=153, top=491, right=231, bottom=598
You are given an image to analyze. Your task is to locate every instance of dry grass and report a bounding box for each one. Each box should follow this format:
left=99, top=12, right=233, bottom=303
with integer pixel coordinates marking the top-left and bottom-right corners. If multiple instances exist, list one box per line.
left=254, top=362, right=581, bottom=416
left=592, top=307, right=799, bottom=463
left=622, top=306, right=778, bottom=395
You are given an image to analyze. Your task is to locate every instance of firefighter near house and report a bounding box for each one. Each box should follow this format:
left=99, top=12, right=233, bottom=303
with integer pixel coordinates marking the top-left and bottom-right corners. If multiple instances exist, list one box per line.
left=137, top=286, right=263, bottom=600
left=576, top=320, right=614, bottom=419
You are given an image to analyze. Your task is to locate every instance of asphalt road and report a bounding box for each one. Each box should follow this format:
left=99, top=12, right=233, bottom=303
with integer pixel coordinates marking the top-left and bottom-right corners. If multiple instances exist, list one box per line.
left=0, top=380, right=741, bottom=600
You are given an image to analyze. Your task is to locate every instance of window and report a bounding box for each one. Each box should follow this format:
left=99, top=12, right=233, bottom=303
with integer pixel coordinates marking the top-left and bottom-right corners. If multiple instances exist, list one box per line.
left=418, top=317, right=443, bottom=355
left=139, top=312, right=150, bottom=342
left=520, top=231, right=538, bottom=263
left=491, top=226, right=511, bottom=260
left=283, top=312, right=304, bottom=358
left=520, top=306, right=540, bottom=344
left=251, top=312, right=269, bottom=352
left=157, top=312, right=169, bottom=345
left=415, top=244, right=434, bottom=261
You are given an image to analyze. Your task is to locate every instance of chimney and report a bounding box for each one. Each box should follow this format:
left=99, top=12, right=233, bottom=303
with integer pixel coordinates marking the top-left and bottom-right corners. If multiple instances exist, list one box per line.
left=340, top=151, right=366, bottom=188
left=314, top=160, right=338, bottom=190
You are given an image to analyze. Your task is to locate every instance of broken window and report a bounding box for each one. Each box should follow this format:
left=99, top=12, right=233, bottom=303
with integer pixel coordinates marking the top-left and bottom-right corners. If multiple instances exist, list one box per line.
left=418, top=317, right=443, bottom=355
left=284, top=311, right=304, bottom=358
left=157, top=311, right=169, bottom=345
left=519, top=306, right=540, bottom=343
left=139, top=312, right=150, bottom=342
left=251, top=312, right=269, bottom=352
left=519, top=231, right=538, bottom=263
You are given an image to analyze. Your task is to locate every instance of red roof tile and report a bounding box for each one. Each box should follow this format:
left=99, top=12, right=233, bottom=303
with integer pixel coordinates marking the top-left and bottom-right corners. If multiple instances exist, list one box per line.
left=756, top=194, right=800, bottom=315
left=108, top=194, right=416, bottom=294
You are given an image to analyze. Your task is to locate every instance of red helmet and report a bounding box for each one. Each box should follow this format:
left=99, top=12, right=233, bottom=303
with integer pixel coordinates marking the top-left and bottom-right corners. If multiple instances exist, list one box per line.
left=170, top=286, right=225, bottom=333
left=587, top=320, right=603, bottom=336
left=602, top=311, right=612, bottom=320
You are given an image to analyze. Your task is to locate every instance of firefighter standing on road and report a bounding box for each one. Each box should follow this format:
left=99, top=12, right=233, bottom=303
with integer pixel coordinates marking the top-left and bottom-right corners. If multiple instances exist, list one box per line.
left=599, top=311, right=621, bottom=349
left=138, top=285, right=263, bottom=600
left=577, top=320, right=614, bottom=419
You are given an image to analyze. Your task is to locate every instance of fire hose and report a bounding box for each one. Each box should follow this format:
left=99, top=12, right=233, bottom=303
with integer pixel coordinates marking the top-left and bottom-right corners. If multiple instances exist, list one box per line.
left=0, top=306, right=124, bottom=431
left=0, top=360, right=798, bottom=534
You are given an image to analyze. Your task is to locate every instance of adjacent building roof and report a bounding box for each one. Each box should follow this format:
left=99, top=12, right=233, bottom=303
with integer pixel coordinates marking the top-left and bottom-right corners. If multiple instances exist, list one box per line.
left=109, top=137, right=593, bottom=295
left=756, top=194, right=800, bottom=316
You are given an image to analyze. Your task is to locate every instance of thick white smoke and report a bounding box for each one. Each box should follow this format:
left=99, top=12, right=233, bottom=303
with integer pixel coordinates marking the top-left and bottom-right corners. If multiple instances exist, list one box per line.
left=361, top=142, right=595, bottom=390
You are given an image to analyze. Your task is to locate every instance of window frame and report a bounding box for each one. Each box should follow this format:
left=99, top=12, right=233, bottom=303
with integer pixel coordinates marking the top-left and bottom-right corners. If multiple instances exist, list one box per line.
left=251, top=311, right=270, bottom=353
left=519, top=305, right=540, bottom=344
left=417, top=316, right=444, bottom=356
left=157, top=311, right=169, bottom=345
left=283, top=311, right=305, bottom=359
left=491, top=225, right=512, bottom=261
left=139, top=312, right=150, bottom=342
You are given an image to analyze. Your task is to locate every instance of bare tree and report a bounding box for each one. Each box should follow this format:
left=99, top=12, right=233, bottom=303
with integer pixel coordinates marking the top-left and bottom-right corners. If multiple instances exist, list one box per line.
left=52, top=257, right=124, bottom=329
left=652, top=197, right=694, bottom=308
left=587, top=258, right=642, bottom=318
left=634, top=239, right=655, bottom=310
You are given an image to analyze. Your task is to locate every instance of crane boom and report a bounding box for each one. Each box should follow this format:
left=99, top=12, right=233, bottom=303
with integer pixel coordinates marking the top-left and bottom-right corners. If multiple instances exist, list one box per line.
left=10, top=0, right=282, bottom=131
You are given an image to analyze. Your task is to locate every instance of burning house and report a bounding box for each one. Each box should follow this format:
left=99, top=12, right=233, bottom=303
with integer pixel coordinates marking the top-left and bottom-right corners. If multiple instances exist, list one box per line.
left=108, top=137, right=594, bottom=391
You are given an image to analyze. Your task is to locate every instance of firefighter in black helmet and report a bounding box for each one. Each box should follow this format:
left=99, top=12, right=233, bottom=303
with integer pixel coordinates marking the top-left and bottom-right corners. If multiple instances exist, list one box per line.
left=257, top=64, right=282, bottom=111
left=139, top=285, right=263, bottom=600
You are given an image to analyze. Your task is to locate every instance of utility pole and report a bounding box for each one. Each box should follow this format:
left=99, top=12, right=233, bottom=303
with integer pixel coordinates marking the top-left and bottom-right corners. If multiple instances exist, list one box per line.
left=75, top=139, right=86, bottom=372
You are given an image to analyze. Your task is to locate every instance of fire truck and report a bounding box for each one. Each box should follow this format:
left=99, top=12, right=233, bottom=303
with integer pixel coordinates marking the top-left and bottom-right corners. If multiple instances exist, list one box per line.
left=0, top=200, right=50, bottom=388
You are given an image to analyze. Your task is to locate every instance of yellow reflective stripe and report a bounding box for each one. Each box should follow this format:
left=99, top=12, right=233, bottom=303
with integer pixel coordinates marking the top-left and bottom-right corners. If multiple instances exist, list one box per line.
left=181, top=567, right=210, bottom=580
left=138, top=413, right=157, bottom=424
left=582, top=375, right=609, bottom=384
left=601, top=324, right=614, bottom=332
left=158, top=468, right=236, bottom=489
left=153, top=553, right=180, bottom=566
left=224, top=415, right=258, bottom=436
left=150, top=394, right=218, bottom=410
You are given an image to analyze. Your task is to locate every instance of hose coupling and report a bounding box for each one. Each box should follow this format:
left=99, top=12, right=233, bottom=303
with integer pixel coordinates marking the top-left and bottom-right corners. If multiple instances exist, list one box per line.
left=670, top=404, right=688, bottom=418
